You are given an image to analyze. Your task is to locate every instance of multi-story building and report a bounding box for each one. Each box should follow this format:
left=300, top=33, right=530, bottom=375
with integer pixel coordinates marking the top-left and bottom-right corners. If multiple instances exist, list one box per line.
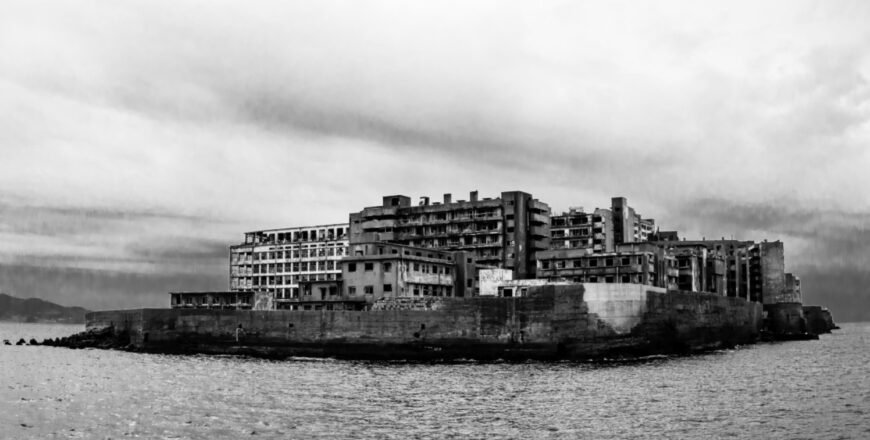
left=784, top=273, right=802, bottom=303
left=749, top=240, right=785, bottom=304
left=670, top=246, right=727, bottom=295
left=549, top=207, right=614, bottom=252
left=349, top=190, right=550, bottom=279
left=286, top=242, right=480, bottom=310
left=611, top=197, right=656, bottom=246
left=549, top=197, right=654, bottom=253
left=229, top=223, right=349, bottom=309
left=537, top=242, right=677, bottom=289
left=169, top=291, right=271, bottom=310
left=650, top=239, right=753, bottom=299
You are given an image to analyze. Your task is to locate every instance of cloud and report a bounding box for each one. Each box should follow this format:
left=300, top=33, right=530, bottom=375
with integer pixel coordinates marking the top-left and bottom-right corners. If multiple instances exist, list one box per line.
left=0, top=0, right=869, bottom=318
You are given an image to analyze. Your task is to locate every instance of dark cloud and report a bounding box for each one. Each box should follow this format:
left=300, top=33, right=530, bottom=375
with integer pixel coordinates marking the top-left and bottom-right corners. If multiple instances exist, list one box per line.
left=124, top=236, right=229, bottom=263
left=792, top=265, right=870, bottom=324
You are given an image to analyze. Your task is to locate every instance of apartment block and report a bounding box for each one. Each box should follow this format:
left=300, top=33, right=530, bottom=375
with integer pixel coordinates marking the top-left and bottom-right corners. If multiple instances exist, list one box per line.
left=651, top=239, right=753, bottom=299
left=229, top=223, right=349, bottom=309
left=549, top=197, right=654, bottom=254
left=749, top=240, right=785, bottom=304
left=349, top=190, right=550, bottom=279
left=611, top=197, right=656, bottom=245
left=537, top=242, right=678, bottom=289
left=670, top=246, right=727, bottom=295
left=284, top=242, right=479, bottom=310
left=550, top=207, right=614, bottom=252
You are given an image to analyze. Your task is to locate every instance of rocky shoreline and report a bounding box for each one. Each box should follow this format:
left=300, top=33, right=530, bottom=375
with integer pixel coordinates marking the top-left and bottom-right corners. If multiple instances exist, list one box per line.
left=3, top=326, right=133, bottom=350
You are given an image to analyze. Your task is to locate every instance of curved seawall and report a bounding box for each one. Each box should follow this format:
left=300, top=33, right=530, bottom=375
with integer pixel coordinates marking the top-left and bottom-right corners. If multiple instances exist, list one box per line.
left=85, top=284, right=763, bottom=360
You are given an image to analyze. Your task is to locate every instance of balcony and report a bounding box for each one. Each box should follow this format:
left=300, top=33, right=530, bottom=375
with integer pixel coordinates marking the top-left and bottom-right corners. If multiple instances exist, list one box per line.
left=531, top=213, right=549, bottom=224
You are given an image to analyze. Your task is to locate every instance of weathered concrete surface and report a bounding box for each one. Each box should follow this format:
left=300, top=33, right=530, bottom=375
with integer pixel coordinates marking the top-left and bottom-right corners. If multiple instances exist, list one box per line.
left=803, top=306, right=838, bottom=335
left=83, top=284, right=763, bottom=360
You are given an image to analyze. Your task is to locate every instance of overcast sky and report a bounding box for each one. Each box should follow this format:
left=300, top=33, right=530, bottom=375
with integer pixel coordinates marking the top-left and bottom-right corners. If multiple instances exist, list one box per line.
left=1, top=1, right=868, bottom=320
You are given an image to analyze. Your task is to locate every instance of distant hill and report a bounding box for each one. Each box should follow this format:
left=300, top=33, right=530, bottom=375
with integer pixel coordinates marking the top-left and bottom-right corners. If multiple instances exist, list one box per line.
left=0, top=293, right=89, bottom=324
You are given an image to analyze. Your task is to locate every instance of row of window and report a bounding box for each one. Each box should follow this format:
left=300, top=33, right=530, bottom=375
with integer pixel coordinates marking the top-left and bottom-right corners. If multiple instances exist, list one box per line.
left=552, top=274, right=650, bottom=284
left=172, top=296, right=251, bottom=306
left=345, top=283, right=453, bottom=297
left=541, top=255, right=649, bottom=270
left=247, top=228, right=347, bottom=245
left=551, top=215, right=605, bottom=227
left=551, top=227, right=605, bottom=238
left=347, top=261, right=453, bottom=275
left=248, top=247, right=347, bottom=261
left=248, top=261, right=339, bottom=274
left=236, top=273, right=341, bottom=287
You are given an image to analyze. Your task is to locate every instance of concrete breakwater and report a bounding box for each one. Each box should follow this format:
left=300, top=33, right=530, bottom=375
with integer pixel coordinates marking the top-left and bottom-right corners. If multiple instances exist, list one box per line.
left=80, top=284, right=764, bottom=360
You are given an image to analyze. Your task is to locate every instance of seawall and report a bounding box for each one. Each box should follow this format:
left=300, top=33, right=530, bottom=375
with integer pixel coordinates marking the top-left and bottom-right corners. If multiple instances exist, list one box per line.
left=85, top=283, right=763, bottom=360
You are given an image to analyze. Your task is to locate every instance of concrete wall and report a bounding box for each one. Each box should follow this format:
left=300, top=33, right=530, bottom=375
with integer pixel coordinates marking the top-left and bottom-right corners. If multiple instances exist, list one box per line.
left=803, top=306, right=836, bottom=334
left=478, top=268, right=513, bottom=296
left=764, top=303, right=806, bottom=334
left=86, top=283, right=762, bottom=360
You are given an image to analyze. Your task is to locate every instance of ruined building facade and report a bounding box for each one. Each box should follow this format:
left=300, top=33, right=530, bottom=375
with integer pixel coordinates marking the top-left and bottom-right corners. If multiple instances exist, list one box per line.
left=349, top=191, right=550, bottom=279
left=229, top=223, right=349, bottom=309
left=549, top=197, right=654, bottom=253
left=274, top=242, right=481, bottom=311
left=537, top=242, right=678, bottom=289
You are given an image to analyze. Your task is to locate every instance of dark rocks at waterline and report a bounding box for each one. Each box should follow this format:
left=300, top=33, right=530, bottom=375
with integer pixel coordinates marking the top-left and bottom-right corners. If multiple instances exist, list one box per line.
left=1, top=326, right=133, bottom=350
left=49, top=326, right=132, bottom=350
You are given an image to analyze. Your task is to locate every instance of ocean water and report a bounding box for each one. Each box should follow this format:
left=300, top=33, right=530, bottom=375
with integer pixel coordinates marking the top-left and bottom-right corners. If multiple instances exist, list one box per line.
left=1, top=322, right=868, bottom=439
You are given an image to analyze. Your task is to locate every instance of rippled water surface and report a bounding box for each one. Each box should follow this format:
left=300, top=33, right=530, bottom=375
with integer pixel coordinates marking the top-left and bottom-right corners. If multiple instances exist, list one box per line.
left=1, top=322, right=869, bottom=439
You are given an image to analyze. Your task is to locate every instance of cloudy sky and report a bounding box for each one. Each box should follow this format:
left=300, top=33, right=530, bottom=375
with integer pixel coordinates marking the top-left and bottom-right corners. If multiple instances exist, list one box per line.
left=1, top=1, right=868, bottom=320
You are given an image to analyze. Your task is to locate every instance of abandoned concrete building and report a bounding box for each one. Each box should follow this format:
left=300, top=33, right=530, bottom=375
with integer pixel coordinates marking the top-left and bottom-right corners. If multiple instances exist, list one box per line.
left=274, top=242, right=481, bottom=310
left=216, top=191, right=808, bottom=312
left=549, top=197, right=655, bottom=253
left=170, top=291, right=272, bottom=310
left=749, top=240, right=788, bottom=304
left=536, top=242, right=678, bottom=289
left=650, top=239, right=754, bottom=299
left=228, top=223, right=349, bottom=310
left=349, top=191, right=550, bottom=279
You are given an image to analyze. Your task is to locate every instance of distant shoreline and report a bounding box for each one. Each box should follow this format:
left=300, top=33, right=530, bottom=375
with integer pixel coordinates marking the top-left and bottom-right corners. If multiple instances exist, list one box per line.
left=0, top=318, right=86, bottom=325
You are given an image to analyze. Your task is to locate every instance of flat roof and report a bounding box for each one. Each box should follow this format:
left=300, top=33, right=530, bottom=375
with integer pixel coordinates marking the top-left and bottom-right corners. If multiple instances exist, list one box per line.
left=244, top=222, right=349, bottom=235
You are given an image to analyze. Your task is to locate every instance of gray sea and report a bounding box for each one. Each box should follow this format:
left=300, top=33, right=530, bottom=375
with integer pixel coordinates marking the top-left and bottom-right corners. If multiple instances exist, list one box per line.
left=1, top=322, right=868, bottom=439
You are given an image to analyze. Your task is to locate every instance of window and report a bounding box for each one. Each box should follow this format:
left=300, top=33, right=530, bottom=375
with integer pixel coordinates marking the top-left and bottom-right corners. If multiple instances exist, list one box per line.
left=413, top=263, right=420, bottom=271
left=573, top=260, right=582, bottom=268
left=384, top=262, right=392, bottom=272
left=621, top=257, right=631, bottom=265
left=467, top=279, right=472, bottom=287
left=542, top=261, right=550, bottom=269
left=605, top=276, right=614, bottom=283
left=605, top=258, right=614, bottom=267
left=348, top=286, right=357, bottom=295
left=384, top=284, right=392, bottom=292
left=413, top=287, right=420, bottom=296
left=364, top=262, right=374, bottom=271
left=503, top=288, right=513, bottom=297
left=348, top=263, right=357, bottom=272
left=364, top=285, right=374, bottom=294
left=589, top=259, right=598, bottom=267
left=622, top=275, right=631, bottom=283
left=319, top=287, right=327, bottom=297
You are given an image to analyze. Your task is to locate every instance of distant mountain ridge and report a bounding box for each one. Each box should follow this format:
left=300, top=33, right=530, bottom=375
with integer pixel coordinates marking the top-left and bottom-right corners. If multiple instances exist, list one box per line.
left=0, top=293, right=89, bottom=324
